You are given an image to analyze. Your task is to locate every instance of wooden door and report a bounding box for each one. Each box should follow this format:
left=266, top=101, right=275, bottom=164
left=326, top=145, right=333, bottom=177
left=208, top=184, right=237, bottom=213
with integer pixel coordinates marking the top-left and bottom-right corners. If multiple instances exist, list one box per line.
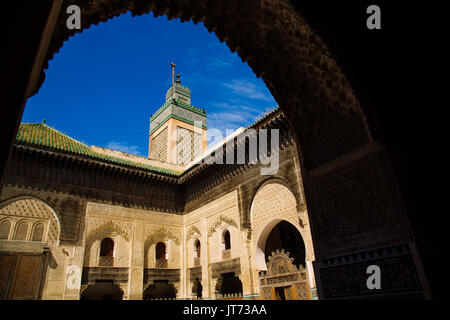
left=0, top=252, right=48, bottom=300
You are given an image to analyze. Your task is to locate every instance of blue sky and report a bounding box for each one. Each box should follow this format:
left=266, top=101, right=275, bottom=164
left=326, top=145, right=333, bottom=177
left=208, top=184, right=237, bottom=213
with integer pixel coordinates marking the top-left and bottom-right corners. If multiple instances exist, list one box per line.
left=23, top=12, right=277, bottom=156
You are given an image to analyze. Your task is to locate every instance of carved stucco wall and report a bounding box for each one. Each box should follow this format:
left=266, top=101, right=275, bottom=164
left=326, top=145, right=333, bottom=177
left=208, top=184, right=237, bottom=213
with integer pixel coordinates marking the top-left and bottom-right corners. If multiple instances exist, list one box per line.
left=183, top=190, right=243, bottom=297
left=0, top=196, right=84, bottom=300
left=144, top=225, right=181, bottom=269
left=250, top=181, right=315, bottom=292
left=0, top=177, right=313, bottom=299
left=84, top=202, right=184, bottom=268
left=83, top=218, right=131, bottom=268
left=83, top=202, right=185, bottom=298
left=0, top=198, right=59, bottom=245
left=151, top=127, right=168, bottom=162
left=0, top=186, right=86, bottom=245
left=176, top=127, right=202, bottom=165
left=184, top=190, right=242, bottom=265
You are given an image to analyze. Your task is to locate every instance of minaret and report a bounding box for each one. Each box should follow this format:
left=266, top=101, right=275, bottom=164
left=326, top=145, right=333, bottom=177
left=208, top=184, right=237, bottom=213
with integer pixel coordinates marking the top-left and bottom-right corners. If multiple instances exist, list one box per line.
left=148, top=63, right=207, bottom=164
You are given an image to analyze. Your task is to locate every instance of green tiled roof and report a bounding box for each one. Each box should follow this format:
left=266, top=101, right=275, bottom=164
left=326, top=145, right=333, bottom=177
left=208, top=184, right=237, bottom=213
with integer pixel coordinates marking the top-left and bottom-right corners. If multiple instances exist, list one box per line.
left=16, top=108, right=280, bottom=177
left=16, top=123, right=181, bottom=176
left=150, top=98, right=206, bottom=121
left=174, top=82, right=190, bottom=93
left=249, top=106, right=280, bottom=128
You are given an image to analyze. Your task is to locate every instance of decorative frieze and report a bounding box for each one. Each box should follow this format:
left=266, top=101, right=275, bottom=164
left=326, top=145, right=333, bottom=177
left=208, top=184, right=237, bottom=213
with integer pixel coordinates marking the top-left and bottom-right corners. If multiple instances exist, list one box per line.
left=307, top=146, right=412, bottom=258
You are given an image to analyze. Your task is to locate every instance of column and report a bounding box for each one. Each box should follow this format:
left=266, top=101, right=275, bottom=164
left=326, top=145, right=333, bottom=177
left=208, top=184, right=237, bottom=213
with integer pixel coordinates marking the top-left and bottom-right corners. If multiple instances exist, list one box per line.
left=239, top=229, right=254, bottom=297
left=128, top=222, right=144, bottom=300
left=204, top=239, right=211, bottom=298
left=179, top=228, right=186, bottom=298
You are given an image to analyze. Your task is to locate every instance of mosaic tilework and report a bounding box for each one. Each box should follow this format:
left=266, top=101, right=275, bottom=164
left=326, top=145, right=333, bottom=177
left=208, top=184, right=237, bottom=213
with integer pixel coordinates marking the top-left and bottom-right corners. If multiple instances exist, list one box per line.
left=176, top=127, right=202, bottom=165
left=152, top=127, right=168, bottom=162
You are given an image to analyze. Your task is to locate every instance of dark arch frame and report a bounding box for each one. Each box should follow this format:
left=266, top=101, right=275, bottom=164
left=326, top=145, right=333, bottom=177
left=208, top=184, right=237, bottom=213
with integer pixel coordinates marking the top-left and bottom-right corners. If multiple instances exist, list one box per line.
left=2, top=0, right=432, bottom=299
left=263, top=220, right=306, bottom=269
left=143, top=281, right=177, bottom=300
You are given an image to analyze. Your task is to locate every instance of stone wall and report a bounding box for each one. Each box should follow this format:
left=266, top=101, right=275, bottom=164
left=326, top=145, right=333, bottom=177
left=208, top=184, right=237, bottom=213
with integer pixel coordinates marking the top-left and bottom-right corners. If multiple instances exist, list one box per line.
left=183, top=190, right=242, bottom=297
left=0, top=132, right=316, bottom=299
left=83, top=202, right=184, bottom=299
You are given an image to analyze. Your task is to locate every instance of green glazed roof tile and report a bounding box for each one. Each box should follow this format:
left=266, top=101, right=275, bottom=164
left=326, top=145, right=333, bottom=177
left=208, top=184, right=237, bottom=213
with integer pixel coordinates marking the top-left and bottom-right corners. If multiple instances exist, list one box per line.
left=16, top=108, right=279, bottom=178
left=16, top=123, right=181, bottom=176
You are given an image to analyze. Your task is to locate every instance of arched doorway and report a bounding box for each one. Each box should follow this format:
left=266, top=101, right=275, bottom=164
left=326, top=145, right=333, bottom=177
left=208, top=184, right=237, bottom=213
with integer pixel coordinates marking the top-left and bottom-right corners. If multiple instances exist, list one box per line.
left=3, top=0, right=430, bottom=300
left=80, top=281, right=124, bottom=300
left=264, top=221, right=306, bottom=269
left=143, top=281, right=176, bottom=300
left=250, top=181, right=314, bottom=275
left=255, top=219, right=312, bottom=300
left=217, top=272, right=243, bottom=297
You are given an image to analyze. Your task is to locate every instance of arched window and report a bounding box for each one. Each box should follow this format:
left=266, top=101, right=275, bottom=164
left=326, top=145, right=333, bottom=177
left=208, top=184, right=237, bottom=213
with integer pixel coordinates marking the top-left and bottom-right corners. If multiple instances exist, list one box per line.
left=194, top=239, right=201, bottom=258
left=222, top=230, right=231, bottom=250
left=0, top=219, right=12, bottom=240
left=31, top=222, right=45, bottom=242
left=100, top=238, right=114, bottom=256
left=99, top=237, right=114, bottom=267
left=0, top=198, right=60, bottom=245
left=13, top=221, right=29, bottom=241
left=193, top=239, right=201, bottom=266
left=156, top=242, right=167, bottom=260
left=155, top=242, right=167, bottom=268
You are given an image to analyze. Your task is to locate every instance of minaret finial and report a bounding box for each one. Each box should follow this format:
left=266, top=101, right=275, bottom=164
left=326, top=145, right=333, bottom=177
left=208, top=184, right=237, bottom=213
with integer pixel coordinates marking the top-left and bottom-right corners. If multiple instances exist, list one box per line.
left=170, top=62, right=176, bottom=85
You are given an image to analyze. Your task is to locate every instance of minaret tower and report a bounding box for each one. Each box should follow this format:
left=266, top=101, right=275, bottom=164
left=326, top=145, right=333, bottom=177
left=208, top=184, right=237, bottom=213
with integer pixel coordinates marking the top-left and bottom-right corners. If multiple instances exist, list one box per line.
left=148, top=63, right=207, bottom=164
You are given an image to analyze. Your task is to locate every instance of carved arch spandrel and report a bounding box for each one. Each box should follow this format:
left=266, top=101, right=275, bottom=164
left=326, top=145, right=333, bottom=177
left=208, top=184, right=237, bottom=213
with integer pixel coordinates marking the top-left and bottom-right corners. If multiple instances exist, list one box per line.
left=186, top=225, right=201, bottom=241
left=0, top=196, right=61, bottom=245
left=144, top=226, right=181, bottom=255
left=251, top=182, right=301, bottom=240
left=84, top=220, right=132, bottom=266
left=85, top=220, right=131, bottom=244
left=207, top=215, right=239, bottom=238
left=248, top=178, right=303, bottom=227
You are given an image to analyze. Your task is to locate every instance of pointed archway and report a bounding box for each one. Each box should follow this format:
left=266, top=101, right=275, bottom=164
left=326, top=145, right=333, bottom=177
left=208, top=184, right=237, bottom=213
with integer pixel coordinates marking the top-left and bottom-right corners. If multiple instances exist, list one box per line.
left=3, top=0, right=430, bottom=299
